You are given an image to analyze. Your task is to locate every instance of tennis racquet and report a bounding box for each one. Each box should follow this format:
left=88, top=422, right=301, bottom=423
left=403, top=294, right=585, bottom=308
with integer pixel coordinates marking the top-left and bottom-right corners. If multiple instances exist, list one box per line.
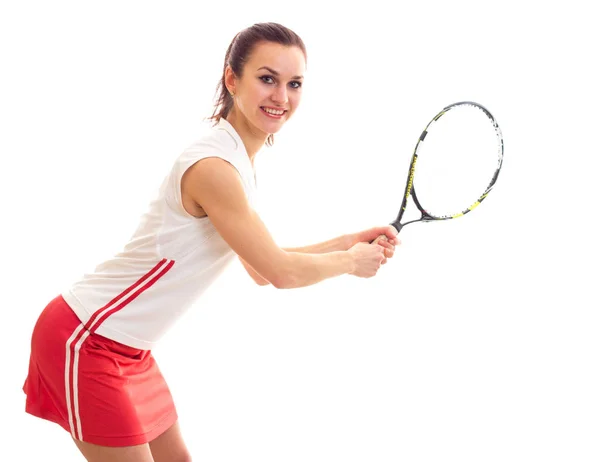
left=374, top=101, right=504, bottom=243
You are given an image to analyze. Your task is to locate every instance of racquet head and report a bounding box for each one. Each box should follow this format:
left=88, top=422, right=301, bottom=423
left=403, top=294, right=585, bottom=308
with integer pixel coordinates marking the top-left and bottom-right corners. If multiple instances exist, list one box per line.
left=392, top=101, right=504, bottom=233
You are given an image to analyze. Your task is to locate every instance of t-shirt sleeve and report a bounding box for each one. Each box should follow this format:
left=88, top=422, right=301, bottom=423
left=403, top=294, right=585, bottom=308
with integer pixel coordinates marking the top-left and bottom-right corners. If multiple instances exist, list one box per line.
left=166, top=136, right=250, bottom=218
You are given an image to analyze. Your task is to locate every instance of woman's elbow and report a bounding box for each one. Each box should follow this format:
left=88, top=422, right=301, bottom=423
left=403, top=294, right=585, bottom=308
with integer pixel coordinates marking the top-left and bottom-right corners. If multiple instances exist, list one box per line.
left=269, top=273, right=299, bottom=289
left=254, top=277, right=271, bottom=287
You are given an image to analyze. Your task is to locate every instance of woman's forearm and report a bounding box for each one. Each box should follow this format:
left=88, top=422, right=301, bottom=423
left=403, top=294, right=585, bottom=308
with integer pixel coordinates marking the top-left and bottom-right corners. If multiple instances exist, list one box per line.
left=274, top=250, right=356, bottom=289
left=241, top=234, right=355, bottom=287
left=283, top=233, right=355, bottom=254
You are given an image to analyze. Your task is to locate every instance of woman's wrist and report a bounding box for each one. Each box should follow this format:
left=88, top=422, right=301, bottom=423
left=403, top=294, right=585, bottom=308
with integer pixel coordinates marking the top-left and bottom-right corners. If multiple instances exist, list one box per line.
left=343, top=232, right=360, bottom=250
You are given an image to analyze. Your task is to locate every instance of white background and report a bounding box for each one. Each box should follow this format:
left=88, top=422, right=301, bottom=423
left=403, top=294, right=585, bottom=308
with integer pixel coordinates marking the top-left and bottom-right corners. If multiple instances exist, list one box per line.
left=1, top=1, right=598, bottom=461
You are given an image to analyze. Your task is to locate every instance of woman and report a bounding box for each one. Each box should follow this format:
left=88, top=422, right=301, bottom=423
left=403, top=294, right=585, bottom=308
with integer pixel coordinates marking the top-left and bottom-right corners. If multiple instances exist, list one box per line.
left=23, top=22, right=399, bottom=461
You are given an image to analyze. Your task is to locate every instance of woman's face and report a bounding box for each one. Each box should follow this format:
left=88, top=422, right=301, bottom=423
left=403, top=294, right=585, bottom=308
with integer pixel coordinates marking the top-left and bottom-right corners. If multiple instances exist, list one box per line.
left=227, top=41, right=306, bottom=137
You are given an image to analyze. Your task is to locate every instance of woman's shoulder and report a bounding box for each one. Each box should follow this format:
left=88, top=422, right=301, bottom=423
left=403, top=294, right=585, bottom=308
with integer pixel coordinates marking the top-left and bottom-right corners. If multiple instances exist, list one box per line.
left=185, top=119, right=241, bottom=156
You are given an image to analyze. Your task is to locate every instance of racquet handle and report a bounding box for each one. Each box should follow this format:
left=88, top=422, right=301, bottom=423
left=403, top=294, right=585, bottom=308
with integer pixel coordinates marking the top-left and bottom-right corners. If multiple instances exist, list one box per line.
left=370, top=235, right=389, bottom=245
left=369, top=222, right=402, bottom=245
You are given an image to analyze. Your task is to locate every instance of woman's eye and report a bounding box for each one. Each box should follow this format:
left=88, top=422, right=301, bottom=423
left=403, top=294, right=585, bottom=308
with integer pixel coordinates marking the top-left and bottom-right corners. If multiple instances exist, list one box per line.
left=289, top=81, right=302, bottom=89
left=260, top=76, right=275, bottom=84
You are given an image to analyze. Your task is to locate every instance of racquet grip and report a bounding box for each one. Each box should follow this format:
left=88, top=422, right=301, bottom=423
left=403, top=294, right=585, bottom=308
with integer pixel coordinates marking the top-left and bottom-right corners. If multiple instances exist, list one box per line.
left=370, top=235, right=389, bottom=245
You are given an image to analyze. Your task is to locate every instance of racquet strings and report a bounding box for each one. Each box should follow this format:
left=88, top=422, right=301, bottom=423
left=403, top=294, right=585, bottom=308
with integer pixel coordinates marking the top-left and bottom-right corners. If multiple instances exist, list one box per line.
left=412, top=104, right=501, bottom=219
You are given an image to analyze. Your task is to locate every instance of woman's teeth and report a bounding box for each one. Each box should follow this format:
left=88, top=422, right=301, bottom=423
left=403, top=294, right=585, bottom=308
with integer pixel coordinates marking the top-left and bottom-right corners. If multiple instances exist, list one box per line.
left=262, top=107, right=285, bottom=116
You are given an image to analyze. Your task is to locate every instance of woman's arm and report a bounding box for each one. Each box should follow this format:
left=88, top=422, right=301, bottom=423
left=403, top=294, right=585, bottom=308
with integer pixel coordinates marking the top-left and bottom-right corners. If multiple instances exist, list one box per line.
left=181, top=157, right=385, bottom=289
left=240, top=228, right=399, bottom=286
left=284, top=227, right=399, bottom=254
left=283, top=234, right=354, bottom=254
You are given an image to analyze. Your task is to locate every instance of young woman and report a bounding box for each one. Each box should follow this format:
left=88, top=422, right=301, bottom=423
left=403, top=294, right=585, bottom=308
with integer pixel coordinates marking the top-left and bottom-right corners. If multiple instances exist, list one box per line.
left=23, top=22, right=399, bottom=461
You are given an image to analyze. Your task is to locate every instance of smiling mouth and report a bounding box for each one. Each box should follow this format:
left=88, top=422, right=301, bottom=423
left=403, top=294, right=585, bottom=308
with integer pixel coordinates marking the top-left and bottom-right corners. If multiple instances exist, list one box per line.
left=261, top=107, right=287, bottom=117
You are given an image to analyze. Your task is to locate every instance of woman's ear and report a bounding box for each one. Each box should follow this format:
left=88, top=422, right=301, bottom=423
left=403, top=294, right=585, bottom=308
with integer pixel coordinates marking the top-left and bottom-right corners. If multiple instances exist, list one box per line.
left=224, top=66, right=236, bottom=96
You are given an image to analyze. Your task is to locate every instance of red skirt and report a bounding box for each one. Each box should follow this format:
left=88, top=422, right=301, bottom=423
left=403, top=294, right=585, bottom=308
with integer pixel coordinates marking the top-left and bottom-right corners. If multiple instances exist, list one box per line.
left=23, top=295, right=177, bottom=447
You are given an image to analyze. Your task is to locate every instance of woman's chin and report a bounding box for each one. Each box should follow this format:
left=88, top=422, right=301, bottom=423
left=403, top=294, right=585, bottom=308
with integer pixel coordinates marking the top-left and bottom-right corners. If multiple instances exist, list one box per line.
left=257, top=121, right=285, bottom=137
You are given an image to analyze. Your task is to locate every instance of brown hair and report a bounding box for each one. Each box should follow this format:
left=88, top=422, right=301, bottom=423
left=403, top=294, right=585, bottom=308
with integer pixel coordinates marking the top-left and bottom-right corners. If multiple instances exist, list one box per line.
left=209, top=22, right=307, bottom=146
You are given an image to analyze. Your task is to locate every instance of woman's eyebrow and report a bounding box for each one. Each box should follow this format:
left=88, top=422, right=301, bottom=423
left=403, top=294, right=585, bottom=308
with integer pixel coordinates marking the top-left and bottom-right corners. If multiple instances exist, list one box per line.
left=257, top=66, right=304, bottom=80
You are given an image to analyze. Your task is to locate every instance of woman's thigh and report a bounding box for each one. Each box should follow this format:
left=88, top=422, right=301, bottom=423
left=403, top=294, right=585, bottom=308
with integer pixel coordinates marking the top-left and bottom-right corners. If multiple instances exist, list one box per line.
left=149, top=420, right=192, bottom=462
left=73, top=439, right=154, bottom=462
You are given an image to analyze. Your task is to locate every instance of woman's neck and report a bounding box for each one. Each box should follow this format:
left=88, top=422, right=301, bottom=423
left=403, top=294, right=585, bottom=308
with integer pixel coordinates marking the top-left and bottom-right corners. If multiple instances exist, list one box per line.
left=225, top=111, right=268, bottom=164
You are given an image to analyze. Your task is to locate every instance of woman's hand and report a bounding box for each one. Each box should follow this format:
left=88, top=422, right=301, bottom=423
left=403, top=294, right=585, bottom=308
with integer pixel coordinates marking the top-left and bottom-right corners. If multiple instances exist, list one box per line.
left=347, top=242, right=386, bottom=278
left=349, top=225, right=400, bottom=265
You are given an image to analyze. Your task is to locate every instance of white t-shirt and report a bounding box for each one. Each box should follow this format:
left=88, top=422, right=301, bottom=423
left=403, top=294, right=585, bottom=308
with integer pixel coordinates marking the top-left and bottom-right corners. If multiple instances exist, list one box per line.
left=62, top=118, right=257, bottom=350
